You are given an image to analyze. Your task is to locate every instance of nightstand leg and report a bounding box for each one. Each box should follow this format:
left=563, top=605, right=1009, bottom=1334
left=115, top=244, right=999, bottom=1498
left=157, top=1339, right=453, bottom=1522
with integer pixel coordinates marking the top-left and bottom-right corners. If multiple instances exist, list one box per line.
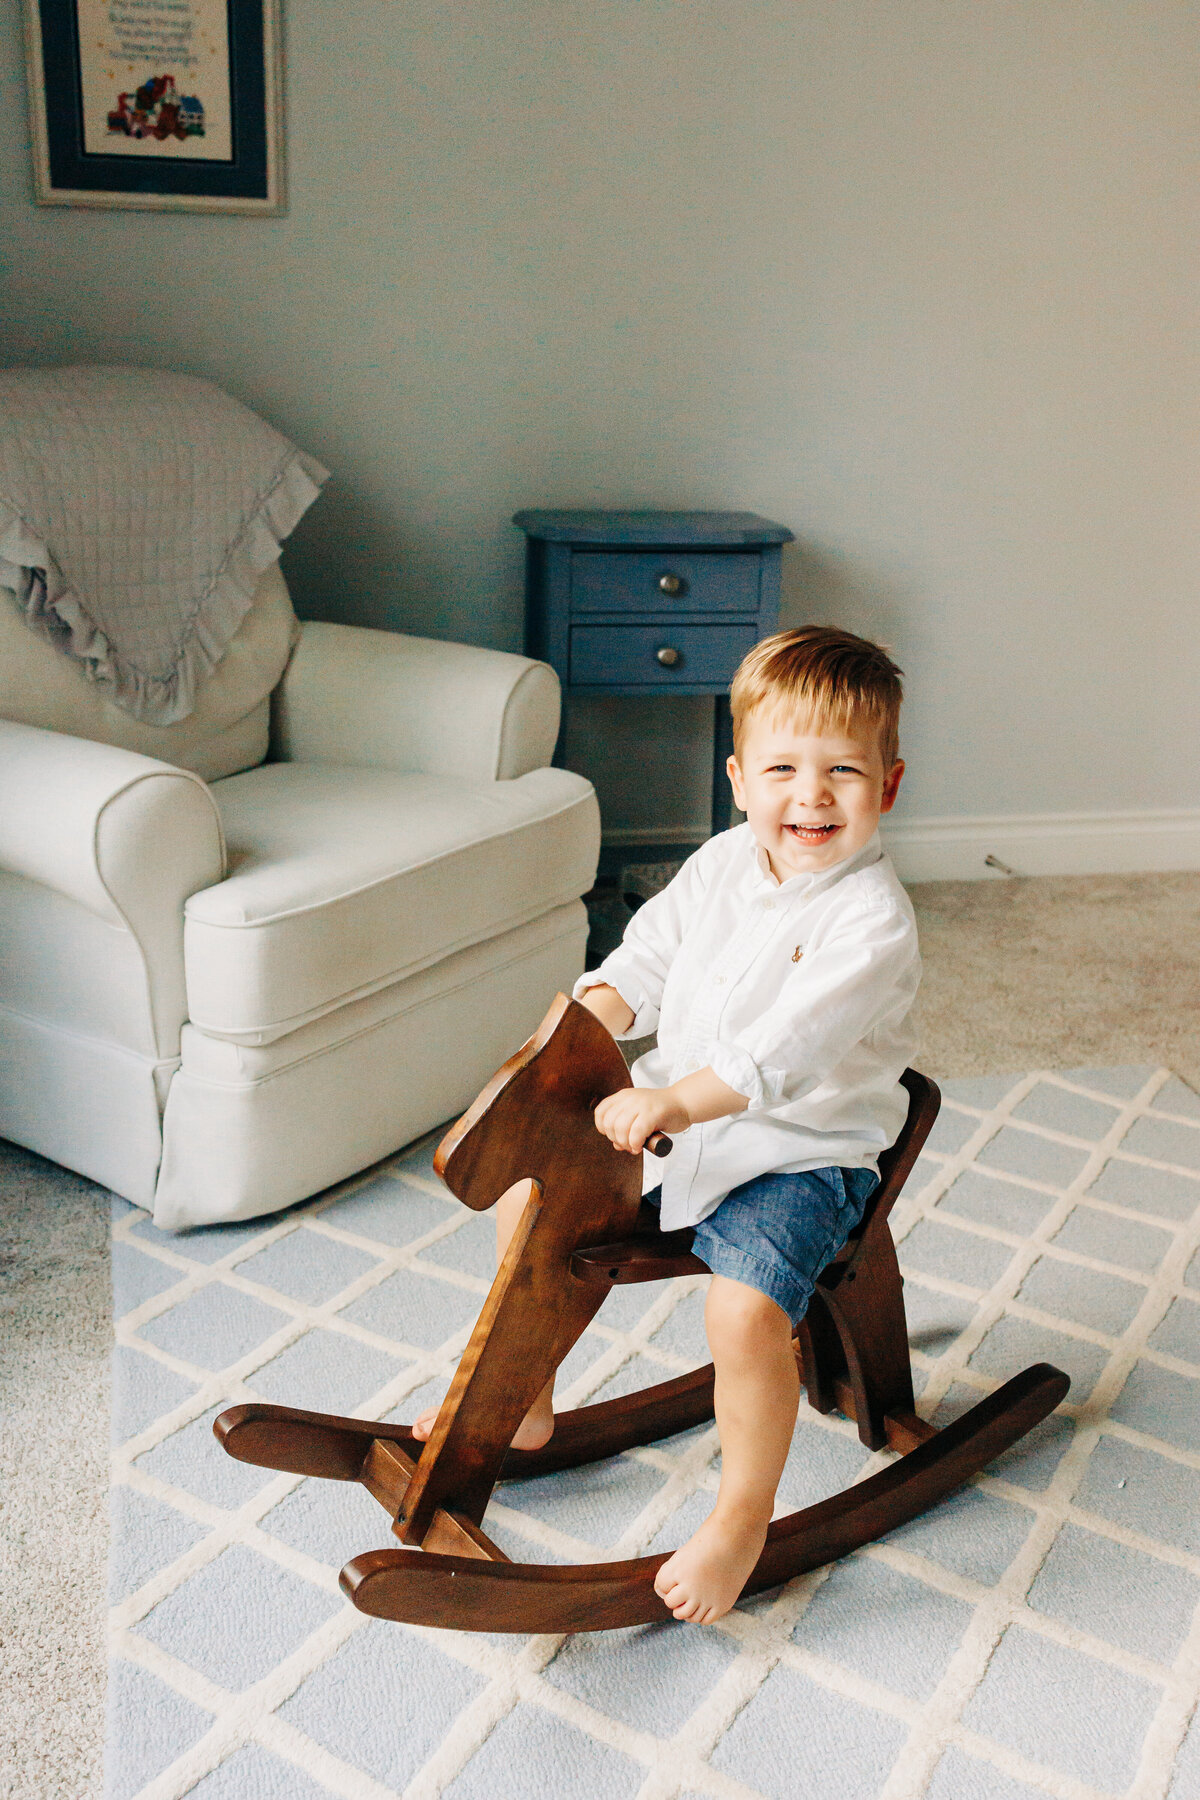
left=711, top=694, right=734, bottom=837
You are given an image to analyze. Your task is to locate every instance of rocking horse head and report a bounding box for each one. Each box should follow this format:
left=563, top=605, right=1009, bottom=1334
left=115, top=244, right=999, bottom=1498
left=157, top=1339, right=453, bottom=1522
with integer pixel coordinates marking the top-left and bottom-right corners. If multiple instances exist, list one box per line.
left=432, top=993, right=642, bottom=1216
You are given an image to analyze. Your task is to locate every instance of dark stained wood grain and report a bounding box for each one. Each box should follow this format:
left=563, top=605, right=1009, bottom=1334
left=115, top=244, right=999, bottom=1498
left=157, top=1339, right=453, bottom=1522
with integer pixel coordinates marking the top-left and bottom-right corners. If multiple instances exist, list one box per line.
left=342, top=1364, right=1068, bottom=1632
left=215, top=1401, right=424, bottom=1477
left=498, top=1365, right=716, bottom=1476
left=360, top=1439, right=510, bottom=1562
left=571, top=1231, right=708, bottom=1284
left=215, top=1017, right=1069, bottom=1637
left=397, top=995, right=644, bottom=1538
left=821, top=1224, right=917, bottom=1450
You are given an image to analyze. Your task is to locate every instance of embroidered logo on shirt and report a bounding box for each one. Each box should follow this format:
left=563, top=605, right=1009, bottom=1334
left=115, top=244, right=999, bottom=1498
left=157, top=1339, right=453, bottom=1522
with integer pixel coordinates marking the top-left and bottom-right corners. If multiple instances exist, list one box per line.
left=792, top=945, right=804, bottom=962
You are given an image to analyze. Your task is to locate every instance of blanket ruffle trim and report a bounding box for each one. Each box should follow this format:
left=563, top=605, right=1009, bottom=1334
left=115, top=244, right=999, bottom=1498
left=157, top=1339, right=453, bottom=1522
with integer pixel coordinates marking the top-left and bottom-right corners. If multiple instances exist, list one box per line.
left=0, top=448, right=328, bottom=725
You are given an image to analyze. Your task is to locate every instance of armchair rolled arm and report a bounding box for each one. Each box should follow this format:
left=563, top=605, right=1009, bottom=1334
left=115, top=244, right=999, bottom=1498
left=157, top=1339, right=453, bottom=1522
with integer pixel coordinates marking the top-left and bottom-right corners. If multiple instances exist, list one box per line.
left=0, top=721, right=225, bottom=1055
left=270, top=621, right=561, bottom=780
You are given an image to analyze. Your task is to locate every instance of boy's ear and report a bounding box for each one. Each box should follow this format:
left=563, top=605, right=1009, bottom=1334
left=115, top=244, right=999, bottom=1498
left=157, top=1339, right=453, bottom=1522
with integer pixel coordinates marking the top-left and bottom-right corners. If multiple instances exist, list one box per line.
left=879, top=760, right=905, bottom=814
left=725, top=753, right=746, bottom=812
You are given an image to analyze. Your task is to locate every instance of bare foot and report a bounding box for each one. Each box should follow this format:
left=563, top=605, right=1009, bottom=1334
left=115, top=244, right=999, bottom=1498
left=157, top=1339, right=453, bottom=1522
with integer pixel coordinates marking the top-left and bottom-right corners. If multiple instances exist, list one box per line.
left=408, top=1396, right=555, bottom=1452
left=653, top=1506, right=769, bottom=1624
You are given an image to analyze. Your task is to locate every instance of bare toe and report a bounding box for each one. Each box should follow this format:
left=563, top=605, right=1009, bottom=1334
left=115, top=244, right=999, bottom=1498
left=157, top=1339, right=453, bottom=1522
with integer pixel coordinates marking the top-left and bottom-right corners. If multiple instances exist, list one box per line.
left=409, top=1405, right=440, bottom=1442
left=653, top=1512, right=767, bottom=1624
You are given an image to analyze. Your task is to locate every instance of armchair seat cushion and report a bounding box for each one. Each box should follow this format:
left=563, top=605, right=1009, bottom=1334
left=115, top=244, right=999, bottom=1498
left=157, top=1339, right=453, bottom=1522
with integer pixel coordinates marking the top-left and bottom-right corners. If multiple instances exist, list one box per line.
left=186, top=762, right=599, bottom=1043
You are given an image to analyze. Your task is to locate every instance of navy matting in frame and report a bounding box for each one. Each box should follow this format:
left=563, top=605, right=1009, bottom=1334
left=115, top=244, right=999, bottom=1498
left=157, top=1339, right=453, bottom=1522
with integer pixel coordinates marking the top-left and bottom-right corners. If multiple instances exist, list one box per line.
left=32, top=0, right=271, bottom=203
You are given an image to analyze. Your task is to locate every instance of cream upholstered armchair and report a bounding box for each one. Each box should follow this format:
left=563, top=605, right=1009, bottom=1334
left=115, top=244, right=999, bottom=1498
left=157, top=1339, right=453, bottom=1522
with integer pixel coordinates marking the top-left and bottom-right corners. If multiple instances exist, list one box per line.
left=0, top=565, right=599, bottom=1229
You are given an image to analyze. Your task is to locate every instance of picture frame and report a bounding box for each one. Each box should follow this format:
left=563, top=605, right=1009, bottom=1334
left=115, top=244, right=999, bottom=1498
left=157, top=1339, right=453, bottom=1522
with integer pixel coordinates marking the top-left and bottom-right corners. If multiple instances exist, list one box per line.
left=23, top=0, right=284, bottom=213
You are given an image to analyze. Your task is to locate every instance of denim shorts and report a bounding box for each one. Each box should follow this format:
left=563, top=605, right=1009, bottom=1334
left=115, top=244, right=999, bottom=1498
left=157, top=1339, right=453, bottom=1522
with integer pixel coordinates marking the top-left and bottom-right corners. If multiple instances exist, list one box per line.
left=643, top=1166, right=880, bottom=1323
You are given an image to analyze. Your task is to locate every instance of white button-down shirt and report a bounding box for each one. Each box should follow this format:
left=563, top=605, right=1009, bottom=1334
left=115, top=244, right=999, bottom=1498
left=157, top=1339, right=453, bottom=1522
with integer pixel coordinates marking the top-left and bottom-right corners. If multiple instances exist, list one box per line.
left=574, top=825, right=921, bottom=1230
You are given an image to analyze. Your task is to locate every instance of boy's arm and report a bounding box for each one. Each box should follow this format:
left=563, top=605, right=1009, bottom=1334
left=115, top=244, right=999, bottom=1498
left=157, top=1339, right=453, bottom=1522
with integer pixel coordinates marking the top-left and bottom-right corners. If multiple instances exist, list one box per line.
left=572, top=846, right=712, bottom=1038
left=579, top=983, right=748, bottom=1154
left=594, top=1064, right=749, bottom=1155
left=577, top=982, right=635, bottom=1037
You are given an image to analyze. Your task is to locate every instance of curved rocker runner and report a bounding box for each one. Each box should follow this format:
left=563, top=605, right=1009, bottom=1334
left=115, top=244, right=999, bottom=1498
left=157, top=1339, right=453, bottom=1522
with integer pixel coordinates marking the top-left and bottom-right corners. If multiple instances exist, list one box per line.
left=216, top=994, right=1069, bottom=1634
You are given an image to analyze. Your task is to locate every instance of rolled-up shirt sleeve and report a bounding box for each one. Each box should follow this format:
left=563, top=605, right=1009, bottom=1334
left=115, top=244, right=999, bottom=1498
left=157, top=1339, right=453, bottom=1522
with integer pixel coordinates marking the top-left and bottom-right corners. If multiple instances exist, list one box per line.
left=573, top=849, right=710, bottom=1038
left=702, top=902, right=920, bottom=1112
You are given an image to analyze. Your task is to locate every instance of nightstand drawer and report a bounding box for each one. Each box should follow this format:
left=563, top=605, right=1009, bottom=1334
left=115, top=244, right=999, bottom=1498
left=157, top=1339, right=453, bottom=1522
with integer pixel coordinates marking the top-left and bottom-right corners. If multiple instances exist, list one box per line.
left=569, top=622, right=758, bottom=688
left=570, top=550, right=761, bottom=615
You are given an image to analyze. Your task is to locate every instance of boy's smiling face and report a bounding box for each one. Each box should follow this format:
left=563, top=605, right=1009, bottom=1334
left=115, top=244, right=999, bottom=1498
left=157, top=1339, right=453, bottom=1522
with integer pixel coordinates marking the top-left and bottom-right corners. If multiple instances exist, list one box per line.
left=727, top=708, right=904, bottom=882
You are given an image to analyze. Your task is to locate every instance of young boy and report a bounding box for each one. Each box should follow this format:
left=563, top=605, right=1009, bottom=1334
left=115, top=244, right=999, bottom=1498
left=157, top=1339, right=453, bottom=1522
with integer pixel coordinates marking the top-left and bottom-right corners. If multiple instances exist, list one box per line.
left=415, top=625, right=920, bottom=1625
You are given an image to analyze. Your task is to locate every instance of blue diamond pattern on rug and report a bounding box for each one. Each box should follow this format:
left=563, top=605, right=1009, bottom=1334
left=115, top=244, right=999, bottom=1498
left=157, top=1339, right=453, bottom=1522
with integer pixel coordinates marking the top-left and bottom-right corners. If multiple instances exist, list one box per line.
left=542, top=1620, right=740, bottom=1734
left=249, top=1327, right=409, bottom=1412
left=185, top=1744, right=332, bottom=1800
left=133, top=1543, right=343, bottom=1689
left=1151, top=1294, right=1200, bottom=1360
left=443, top=1702, right=645, bottom=1800
left=106, top=1659, right=213, bottom=1800
left=277, top=1621, right=488, bottom=1790
left=108, top=1068, right=1200, bottom=1797
left=712, top=1660, right=908, bottom=1800
left=111, top=1345, right=198, bottom=1444
left=961, top=1622, right=1163, bottom=1790
left=231, top=1230, right=383, bottom=1306
left=1025, top=1520, right=1200, bottom=1661
left=789, top=1555, right=974, bottom=1699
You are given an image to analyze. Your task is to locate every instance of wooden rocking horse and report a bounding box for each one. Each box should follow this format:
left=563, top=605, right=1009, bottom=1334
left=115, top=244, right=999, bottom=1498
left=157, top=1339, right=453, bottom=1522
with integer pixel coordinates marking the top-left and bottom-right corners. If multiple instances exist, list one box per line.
left=215, top=994, right=1068, bottom=1633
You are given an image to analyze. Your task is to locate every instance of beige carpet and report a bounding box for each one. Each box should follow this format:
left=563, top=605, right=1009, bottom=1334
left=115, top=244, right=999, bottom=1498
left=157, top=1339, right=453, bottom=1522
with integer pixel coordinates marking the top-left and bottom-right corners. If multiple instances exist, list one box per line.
left=2, top=869, right=1197, bottom=1799
left=909, top=870, right=1200, bottom=1092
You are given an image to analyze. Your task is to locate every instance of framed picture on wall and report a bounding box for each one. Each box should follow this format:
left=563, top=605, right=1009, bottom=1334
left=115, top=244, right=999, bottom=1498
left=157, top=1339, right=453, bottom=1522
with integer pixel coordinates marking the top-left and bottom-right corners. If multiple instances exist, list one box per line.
left=23, top=0, right=284, bottom=212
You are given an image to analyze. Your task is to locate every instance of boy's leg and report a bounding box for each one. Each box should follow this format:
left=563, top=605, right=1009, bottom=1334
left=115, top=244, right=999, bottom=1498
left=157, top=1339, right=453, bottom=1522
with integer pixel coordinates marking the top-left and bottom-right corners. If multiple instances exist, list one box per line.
left=654, top=1274, right=799, bottom=1624
left=410, top=1179, right=555, bottom=1451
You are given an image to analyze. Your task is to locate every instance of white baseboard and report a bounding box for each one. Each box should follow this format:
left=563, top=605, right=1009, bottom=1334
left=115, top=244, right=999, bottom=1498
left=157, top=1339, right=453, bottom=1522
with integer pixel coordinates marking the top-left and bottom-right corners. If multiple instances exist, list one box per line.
left=604, top=810, right=1200, bottom=882
left=882, top=809, right=1200, bottom=883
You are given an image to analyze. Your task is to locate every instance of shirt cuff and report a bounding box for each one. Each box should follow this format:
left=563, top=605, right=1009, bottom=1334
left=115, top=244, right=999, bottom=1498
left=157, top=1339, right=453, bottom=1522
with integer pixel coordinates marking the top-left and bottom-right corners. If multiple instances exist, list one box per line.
left=704, top=1041, right=787, bottom=1113
left=572, top=970, right=654, bottom=1038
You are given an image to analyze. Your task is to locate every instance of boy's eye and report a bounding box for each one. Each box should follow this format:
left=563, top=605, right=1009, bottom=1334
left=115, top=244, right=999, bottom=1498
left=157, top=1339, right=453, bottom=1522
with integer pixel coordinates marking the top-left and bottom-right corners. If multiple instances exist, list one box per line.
left=761, top=760, right=866, bottom=775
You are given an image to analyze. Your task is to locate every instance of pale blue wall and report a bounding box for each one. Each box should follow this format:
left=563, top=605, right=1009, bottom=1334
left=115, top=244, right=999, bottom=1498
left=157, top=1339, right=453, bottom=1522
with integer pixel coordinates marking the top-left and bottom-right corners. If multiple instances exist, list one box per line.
left=3, top=2, right=1198, bottom=836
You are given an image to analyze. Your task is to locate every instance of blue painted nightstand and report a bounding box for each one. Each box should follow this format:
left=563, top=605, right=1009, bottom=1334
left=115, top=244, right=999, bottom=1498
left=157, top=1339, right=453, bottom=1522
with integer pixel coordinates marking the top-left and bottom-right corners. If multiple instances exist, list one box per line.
left=515, top=509, right=794, bottom=838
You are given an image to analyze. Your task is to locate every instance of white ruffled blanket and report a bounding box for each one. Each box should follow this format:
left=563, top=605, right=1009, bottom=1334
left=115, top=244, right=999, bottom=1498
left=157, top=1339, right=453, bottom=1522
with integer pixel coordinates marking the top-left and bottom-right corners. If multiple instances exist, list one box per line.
left=0, top=366, right=329, bottom=723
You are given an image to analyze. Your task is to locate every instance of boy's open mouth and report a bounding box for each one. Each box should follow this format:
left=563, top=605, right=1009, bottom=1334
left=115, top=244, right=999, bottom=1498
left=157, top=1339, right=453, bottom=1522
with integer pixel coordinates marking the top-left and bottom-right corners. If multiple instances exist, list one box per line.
left=784, top=823, right=840, bottom=842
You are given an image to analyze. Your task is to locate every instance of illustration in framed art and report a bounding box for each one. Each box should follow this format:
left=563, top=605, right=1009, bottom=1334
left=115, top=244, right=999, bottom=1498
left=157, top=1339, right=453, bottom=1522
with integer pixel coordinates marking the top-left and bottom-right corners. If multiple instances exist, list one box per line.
left=23, top=0, right=284, bottom=212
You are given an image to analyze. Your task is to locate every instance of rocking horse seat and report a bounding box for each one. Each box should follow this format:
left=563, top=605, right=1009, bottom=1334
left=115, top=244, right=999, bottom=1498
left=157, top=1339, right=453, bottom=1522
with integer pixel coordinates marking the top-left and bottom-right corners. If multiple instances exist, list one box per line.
left=216, top=996, right=1069, bottom=1633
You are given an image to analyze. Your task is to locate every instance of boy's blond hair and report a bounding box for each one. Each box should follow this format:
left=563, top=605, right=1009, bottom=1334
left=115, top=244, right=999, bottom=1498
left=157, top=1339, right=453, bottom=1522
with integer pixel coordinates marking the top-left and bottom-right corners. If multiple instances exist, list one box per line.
left=730, top=626, right=904, bottom=769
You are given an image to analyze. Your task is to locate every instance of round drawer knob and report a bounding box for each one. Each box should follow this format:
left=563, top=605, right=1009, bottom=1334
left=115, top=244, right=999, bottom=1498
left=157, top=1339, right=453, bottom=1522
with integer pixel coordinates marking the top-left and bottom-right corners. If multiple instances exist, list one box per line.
left=658, top=573, right=685, bottom=595
left=655, top=646, right=681, bottom=667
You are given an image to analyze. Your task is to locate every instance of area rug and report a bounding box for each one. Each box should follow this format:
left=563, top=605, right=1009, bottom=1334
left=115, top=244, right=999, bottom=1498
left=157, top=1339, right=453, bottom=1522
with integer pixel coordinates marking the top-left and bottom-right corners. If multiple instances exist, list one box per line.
left=108, top=1066, right=1200, bottom=1800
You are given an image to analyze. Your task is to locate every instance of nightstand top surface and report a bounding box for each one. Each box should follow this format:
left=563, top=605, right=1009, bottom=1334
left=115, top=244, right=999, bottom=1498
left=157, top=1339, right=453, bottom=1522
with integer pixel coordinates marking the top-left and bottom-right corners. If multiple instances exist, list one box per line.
left=512, top=509, right=794, bottom=546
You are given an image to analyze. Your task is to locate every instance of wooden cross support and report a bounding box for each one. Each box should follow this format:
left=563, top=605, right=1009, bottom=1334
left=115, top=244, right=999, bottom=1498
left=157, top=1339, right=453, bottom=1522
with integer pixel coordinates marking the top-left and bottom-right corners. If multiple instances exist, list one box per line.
left=215, top=994, right=1069, bottom=1634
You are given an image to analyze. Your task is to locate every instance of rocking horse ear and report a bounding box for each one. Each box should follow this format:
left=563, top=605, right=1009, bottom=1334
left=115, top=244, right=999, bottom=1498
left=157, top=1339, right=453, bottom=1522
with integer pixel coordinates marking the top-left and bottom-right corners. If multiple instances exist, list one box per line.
left=432, top=993, right=629, bottom=1212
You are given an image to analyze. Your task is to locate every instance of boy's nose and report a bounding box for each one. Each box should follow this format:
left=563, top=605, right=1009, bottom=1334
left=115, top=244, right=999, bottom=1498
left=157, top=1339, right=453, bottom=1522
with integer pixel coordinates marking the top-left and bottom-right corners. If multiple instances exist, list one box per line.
left=791, top=773, right=832, bottom=807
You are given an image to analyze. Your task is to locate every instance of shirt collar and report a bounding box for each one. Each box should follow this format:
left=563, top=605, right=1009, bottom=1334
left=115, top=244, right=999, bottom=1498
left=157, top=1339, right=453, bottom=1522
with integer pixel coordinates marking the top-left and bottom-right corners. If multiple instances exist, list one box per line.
left=750, top=827, right=883, bottom=897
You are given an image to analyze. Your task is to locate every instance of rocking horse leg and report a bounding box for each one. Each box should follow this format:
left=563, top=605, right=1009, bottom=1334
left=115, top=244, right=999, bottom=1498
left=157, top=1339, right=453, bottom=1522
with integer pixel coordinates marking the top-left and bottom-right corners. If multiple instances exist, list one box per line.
left=396, top=1179, right=625, bottom=1540
left=794, top=1289, right=844, bottom=1417
left=820, top=1227, right=915, bottom=1450
left=213, top=1404, right=514, bottom=1564
left=215, top=1402, right=424, bottom=1478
